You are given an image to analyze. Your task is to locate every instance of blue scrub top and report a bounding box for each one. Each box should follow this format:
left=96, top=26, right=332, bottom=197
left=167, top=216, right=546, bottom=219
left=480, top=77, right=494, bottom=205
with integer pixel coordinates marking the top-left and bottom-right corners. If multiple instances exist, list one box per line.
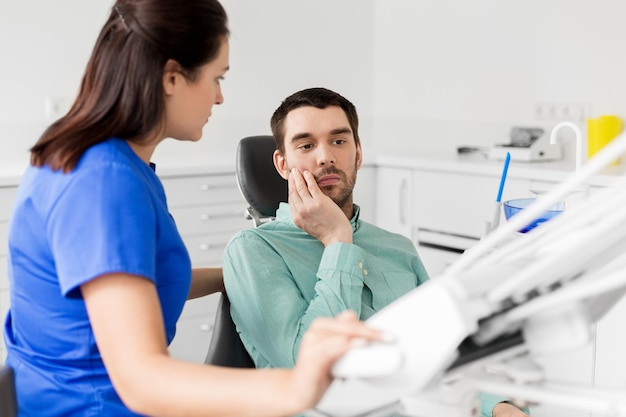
left=4, top=138, right=192, bottom=416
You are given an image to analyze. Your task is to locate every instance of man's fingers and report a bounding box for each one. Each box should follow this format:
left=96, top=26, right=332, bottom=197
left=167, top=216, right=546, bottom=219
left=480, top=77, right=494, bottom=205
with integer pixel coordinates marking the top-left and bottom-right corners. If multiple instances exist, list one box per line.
left=288, top=168, right=305, bottom=206
left=302, top=170, right=324, bottom=198
left=290, top=169, right=322, bottom=200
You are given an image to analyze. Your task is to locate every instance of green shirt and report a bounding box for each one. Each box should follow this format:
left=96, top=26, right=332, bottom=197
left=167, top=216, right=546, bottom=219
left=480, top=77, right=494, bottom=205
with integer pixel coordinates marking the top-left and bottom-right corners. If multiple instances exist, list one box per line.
left=223, top=203, right=521, bottom=417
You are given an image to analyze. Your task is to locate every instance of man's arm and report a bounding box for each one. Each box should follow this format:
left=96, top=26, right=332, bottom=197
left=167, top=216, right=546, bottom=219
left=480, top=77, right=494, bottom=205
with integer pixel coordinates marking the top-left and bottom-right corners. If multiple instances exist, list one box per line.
left=188, top=267, right=223, bottom=299
left=223, top=232, right=368, bottom=368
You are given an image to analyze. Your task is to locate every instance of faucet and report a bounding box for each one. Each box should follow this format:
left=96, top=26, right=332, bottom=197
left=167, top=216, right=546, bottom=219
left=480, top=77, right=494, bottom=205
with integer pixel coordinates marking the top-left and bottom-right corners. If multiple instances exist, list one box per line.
left=550, top=121, right=585, bottom=171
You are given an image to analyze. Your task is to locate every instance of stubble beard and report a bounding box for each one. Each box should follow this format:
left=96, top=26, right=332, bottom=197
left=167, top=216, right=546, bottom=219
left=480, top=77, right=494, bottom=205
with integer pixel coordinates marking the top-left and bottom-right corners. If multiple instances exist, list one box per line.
left=318, top=166, right=357, bottom=210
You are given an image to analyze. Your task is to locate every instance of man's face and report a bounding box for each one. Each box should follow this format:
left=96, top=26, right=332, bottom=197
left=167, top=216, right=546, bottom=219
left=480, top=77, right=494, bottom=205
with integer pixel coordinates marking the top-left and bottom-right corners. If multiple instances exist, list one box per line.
left=274, top=105, right=362, bottom=210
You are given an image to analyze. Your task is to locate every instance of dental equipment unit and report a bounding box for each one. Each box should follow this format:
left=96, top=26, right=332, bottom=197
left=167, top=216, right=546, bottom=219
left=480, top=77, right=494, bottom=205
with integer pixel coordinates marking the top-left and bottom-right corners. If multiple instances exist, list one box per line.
left=311, top=129, right=626, bottom=417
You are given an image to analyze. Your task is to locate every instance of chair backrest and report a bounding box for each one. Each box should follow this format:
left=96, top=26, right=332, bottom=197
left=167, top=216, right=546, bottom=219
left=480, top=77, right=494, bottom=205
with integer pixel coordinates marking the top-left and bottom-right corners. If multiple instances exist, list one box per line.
left=0, top=366, right=17, bottom=417
left=236, top=135, right=288, bottom=227
left=204, top=293, right=255, bottom=368
left=205, top=135, right=288, bottom=368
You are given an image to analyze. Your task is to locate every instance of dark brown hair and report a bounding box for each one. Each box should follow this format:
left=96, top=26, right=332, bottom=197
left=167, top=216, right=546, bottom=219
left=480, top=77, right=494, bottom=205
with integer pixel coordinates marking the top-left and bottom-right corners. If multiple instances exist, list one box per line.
left=31, top=0, right=229, bottom=172
left=270, top=87, right=360, bottom=154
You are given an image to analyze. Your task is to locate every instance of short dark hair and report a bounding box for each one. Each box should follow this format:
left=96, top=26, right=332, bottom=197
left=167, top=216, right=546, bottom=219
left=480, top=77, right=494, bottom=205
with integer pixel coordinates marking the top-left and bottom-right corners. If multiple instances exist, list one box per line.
left=270, top=87, right=360, bottom=154
left=31, top=0, right=229, bottom=172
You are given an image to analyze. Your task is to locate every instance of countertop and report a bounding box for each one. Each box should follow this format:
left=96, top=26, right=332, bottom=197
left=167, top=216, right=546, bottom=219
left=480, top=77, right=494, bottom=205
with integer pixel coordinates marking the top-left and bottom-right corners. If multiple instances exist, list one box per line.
left=373, top=150, right=626, bottom=188
left=1, top=150, right=624, bottom=188
left=0, top=160, right=237, bottom=188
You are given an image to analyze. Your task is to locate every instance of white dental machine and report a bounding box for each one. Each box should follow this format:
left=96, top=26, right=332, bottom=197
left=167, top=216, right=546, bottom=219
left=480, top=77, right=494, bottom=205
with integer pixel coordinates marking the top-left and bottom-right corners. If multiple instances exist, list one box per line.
left=310, top=129, right=626, bottom=417
left=489, top=127, right=563, bottom=162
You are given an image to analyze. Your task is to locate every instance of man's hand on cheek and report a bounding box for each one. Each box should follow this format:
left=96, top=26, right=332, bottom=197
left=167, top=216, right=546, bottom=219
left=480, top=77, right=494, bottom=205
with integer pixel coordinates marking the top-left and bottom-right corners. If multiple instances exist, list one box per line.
left=288, top=168, right=352, bottom=246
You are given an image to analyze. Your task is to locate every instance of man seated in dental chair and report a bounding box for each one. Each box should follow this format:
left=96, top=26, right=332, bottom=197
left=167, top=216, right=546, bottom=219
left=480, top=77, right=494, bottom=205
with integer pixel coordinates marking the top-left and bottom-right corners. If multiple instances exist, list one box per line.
left=223, top=87, right=529, bottom=417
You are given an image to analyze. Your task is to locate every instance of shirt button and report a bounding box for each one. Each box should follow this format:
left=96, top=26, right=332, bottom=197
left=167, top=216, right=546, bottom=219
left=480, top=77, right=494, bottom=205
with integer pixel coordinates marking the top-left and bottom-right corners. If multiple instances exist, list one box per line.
left=363, top=269, right=368, bottom=276
left=358, top=262, right=363, bottom=269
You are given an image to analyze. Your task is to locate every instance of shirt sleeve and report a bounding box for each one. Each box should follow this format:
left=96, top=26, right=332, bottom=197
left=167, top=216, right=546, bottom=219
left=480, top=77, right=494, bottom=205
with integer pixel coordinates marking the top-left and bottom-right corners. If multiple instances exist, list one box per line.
left=47, top=164, right=158, bottom=297
left=223, top=232, right=366, bottom=368
left=411, top=245, right=430, bottom=285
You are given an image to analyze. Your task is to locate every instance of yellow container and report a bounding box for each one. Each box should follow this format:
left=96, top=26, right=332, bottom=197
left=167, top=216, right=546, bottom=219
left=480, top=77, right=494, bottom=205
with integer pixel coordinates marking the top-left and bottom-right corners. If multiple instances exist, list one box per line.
left=587, top=115, right=622, bottom=165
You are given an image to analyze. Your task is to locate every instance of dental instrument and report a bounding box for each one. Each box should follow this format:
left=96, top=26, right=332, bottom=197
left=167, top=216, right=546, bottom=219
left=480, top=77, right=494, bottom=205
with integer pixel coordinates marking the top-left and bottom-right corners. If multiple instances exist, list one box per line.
left=312, top=129, right=626, bottom=417
left=483, top=152, right=510, bottom=236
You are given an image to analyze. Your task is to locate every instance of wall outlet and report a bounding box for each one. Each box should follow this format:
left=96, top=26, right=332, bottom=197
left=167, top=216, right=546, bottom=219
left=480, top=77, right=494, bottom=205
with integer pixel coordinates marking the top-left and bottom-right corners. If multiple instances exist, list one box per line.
left=534, top=102, right=592, bottom=122
left=44, top=96, right=73, bottom=120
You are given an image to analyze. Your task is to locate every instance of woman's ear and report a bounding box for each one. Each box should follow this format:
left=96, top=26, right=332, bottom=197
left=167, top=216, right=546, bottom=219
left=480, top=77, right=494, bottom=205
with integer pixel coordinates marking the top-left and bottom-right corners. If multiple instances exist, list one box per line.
left=162, top=59, right=184, bottom=96
left=273, top=150, right=289, bottom=180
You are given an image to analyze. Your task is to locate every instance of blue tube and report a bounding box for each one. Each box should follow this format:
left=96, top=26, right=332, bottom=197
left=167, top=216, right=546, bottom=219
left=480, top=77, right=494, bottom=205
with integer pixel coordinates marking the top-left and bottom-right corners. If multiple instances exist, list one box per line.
left=496, top=152, right=511, bottom=203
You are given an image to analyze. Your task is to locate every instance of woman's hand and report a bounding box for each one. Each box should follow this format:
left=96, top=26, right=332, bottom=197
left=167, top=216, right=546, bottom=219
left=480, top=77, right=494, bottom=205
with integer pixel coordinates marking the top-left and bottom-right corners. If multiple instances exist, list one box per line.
left=493, top=402, right=530, bottom=417
left=288, top=310, right=381, bottom=411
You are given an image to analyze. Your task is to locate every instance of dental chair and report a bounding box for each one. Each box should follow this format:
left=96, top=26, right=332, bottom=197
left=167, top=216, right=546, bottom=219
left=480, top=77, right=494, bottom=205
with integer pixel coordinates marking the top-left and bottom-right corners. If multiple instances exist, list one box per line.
left=235, top=135, right=288, bottom=227
left=204, top=135, right=287, bottom=368
left=204, top=293, right=255, bottom=368
left=0, top=366, right=17, bottom=417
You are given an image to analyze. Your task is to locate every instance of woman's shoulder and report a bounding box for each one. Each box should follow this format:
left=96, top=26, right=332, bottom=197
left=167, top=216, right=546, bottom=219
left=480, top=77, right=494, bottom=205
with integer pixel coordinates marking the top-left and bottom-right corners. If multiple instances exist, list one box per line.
left=78, top=138, right=139, bottom=170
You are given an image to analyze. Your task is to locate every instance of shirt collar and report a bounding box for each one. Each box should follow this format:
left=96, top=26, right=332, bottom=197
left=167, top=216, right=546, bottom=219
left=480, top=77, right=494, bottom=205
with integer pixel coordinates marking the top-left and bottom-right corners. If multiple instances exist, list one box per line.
left=276, top=202, right=361, bottom=232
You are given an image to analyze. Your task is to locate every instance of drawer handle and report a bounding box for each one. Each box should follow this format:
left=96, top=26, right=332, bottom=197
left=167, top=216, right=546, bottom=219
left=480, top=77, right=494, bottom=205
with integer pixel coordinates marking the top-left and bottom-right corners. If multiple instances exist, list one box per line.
left=198, top=243, right=222, bottom=251
left=200, top=184, right=233, bottom=192
left=200, top=323, right=214, bottom=332
left=199, top=213, right=239, bottom=221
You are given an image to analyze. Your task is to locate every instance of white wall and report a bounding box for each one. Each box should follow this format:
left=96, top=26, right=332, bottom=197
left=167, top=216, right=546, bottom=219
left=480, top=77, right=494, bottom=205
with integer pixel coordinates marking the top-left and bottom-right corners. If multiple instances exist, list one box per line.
left=0, top=0, right=375, bottom=170
left=0, top=0, right=111, bottom=171
left=2, top=1, right=626, bottom=169
left=372, top=0, right=626, bottom=162
left=155, top=0, right=376, bottom=166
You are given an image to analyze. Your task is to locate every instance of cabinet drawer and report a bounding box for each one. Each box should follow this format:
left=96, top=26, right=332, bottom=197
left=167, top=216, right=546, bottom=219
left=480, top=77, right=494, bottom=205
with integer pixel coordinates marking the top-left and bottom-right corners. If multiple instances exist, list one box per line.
left=0, top=187, right=17, bottom=221
left=169, top=293, right=221, bottom=363
left=180, top=293, right=220, bottom=320
left=171, top=204, right=249, bottom=236
left=0, top=257, right=7, bottom=291
left=0, top=290, right=8, bottom=351
left=0, top=222, right=7, bottom=257
left=162, top=175, right=243, bottom=207
left=415, top=244, right=462, bottom=278
left=168, top=313, right=215, bottom=363
left=184, top=233, right=234, bottom=267
left=413, top=170, right=530, bottom=238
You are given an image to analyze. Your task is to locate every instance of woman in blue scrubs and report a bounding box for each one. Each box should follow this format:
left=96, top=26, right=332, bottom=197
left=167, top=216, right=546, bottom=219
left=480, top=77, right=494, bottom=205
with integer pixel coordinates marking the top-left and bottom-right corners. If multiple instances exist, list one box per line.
left=3, top=1, right=381, bottom=416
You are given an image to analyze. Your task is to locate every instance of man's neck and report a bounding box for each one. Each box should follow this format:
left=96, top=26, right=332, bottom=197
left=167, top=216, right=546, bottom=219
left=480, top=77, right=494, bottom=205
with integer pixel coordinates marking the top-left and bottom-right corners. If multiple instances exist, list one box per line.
left=340, top=202, right=355, bottom=220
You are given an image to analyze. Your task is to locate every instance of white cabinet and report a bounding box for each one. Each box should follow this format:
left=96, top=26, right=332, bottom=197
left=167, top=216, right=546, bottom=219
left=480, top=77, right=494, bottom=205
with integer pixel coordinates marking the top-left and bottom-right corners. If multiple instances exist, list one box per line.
left=161, top=171, right=251, bottom=363
left=374, top=162, right=606, bottom=417
left=375, top=166, right=413, bottom=238
left=0, top=170, right=249, bottom=365
left=375, top=164, right=532, bottom=277
left=411, top=169, right=533, bottom=277
left=354, top=164, right=376, bottom=224
left=412, top=169, right=531, bottom=239
left=0, top=186, right=17, bottom=363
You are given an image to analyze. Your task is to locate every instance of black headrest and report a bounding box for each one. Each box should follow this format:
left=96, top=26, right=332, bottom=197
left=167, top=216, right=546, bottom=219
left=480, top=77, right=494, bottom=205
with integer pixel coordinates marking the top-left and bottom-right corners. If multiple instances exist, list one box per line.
left=236, top=135, right=288, bottom=218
